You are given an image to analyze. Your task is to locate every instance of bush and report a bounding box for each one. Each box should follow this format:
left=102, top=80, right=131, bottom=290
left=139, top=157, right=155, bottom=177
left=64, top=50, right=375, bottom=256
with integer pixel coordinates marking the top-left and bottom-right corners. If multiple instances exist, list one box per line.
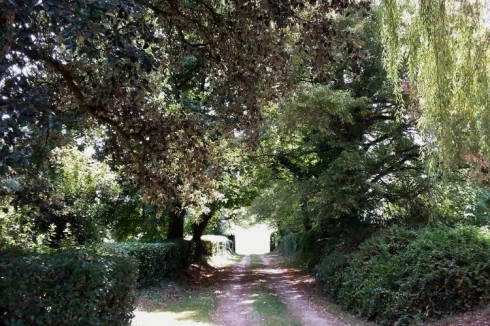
left=337, top=225, right=490, bottom=325
left=105, top=240, right=195, bottom=287
left=276, top=229, right=326, bottom=269
left=300, top=227, right=325, bottom=268
left=275, top=233, right=303, bottom=256
left=0, top=248, right=138, bottom=326
left=316, top=247, right=350, bottom=299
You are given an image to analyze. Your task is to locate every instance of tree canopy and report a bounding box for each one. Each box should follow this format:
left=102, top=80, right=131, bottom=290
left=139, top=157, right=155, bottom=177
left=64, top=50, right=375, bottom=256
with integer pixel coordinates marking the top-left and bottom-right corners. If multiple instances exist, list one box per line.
left=1, top=0, right=490, bottom=245
left=0, top=0, right=370, bottom=204
left=2, top=3, right=490, bottom=325
left=379, top=0, right=490, bottom=172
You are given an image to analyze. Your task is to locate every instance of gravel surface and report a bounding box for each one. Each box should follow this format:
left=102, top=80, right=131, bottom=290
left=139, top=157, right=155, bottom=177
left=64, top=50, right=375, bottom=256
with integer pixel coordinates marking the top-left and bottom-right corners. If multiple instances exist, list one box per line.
left=213, top=255, right=262, bottom=326
left=258, top=255, right=351, bottom=326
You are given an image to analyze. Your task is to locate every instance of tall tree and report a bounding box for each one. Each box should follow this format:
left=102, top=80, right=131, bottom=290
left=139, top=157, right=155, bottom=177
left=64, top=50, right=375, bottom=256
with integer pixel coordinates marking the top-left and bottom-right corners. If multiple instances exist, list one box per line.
left=1, top=0, right=372, bottom=238
left=250, top=16, right=428, bottom=240
left=379, top=0, right=490, bottom=172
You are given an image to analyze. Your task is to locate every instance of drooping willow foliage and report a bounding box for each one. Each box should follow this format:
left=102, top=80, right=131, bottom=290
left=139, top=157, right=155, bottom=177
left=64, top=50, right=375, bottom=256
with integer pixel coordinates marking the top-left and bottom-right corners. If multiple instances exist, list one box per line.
left=379, top=0, right=490, bottom=172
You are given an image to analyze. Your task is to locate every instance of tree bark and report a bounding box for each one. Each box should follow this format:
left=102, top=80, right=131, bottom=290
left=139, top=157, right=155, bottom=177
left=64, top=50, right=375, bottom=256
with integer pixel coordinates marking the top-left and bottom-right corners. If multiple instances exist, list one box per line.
left=301, top=198, right=312, bottom=231
left=167, top=203, right=186, bottom=239
left=191, top=202, right=219, bottom=257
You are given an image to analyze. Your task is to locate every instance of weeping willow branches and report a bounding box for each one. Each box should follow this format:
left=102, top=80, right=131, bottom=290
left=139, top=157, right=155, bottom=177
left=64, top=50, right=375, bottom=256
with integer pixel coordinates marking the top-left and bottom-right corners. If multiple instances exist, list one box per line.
left=379, top=0, right=490, bottom=172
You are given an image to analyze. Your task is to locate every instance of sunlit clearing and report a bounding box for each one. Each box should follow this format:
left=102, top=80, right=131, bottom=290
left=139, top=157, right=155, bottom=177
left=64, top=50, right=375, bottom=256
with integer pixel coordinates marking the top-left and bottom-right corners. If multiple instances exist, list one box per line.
left=232, top=223, right=274, bottom=255
left=206, top=249, right=237, bottom=268
left=132, top=311, right=213, bottom=326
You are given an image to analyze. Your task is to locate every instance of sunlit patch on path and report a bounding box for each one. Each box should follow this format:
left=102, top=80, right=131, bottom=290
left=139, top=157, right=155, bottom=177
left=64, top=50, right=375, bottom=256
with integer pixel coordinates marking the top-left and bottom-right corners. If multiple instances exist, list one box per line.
left=132, top=311, right=213, bottom=326
left=258, top=255, right=350, bottom=326
left=213, top=255, right=262, bottom=326
left=133, top=254, right=359, bottom=326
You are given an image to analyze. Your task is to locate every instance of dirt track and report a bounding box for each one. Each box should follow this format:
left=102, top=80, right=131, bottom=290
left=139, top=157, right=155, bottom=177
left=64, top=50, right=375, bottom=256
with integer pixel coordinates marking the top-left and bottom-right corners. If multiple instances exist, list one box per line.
left=213, top=255, right=262, bottom=326
left=213, top=255, right=351, bottom=326
left=133, top=255, right=490, bottom=326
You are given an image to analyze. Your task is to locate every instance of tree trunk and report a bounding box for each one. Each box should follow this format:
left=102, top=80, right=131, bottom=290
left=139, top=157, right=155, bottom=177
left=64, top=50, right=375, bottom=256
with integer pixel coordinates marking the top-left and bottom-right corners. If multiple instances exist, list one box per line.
left=301, top=198, right=312, bottom=231
left=191, top=216, right=211, bottom=244
left=167, top=204, right=186, bottom=239
left=191, top=202, right=219, bottom=258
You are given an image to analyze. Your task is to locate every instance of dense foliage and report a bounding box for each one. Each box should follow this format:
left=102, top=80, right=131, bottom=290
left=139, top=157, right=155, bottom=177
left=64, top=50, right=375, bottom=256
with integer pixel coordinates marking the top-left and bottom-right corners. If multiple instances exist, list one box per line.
left=0, top=0, right=370, bottom=204
left=380, top=0, right=490, bottom=171
left=0, top=248, right=138, bottom=325
left=249, top=16, right=426, bottom=243
left=281, top=224, right=490, bottom=324
left=0, top=145, right=146, bottom=247
left=338, top=225, right=490, bottom=324
left=104, top=241, right=195, bottom=287
left=2, top=0, right=490, bottom=324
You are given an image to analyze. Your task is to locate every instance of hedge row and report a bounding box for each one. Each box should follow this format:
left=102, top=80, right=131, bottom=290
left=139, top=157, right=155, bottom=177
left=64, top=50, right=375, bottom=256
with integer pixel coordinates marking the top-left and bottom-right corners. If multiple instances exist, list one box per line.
left=104, top=240, right=196, bottom=287
left=316, top=225, right=490, bottom=325
left=0, top=248, right=138, bottom=326
left=0, top=240, right=197, bottom=325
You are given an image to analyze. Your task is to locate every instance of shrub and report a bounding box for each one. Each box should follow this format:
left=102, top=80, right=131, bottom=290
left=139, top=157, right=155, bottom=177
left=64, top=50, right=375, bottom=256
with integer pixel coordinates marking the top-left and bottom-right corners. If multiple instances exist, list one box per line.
left=300, top=227, right=325, bottom=268
left=105, top=240, right=195, bottom=287
left=0, top=248, right=138, bottom=326
left=316, top=247, right=350, bottom=300
left=275, top=233, right=303, bottom=256
left=338, top=225, right=490, bottom=325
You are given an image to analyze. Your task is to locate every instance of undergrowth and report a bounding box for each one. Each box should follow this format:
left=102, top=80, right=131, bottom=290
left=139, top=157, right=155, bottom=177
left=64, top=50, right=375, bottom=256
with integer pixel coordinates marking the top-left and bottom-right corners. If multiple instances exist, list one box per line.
left=288, top=224, right=490, bottom=325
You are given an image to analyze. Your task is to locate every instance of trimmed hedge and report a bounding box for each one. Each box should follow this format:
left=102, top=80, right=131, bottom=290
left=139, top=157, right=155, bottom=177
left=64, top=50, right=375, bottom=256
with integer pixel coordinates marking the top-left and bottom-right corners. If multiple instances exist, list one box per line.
left=0, top=248, right=138, bottom=326
left=105, top=240, right=195, bottom=287
left=319, top=225, right=490, bottom=325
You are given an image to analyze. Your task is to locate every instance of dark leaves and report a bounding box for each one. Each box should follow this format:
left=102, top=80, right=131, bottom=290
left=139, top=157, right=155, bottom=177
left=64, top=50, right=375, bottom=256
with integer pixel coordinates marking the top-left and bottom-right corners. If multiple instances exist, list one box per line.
left=0, top=0, right=374, bottom=202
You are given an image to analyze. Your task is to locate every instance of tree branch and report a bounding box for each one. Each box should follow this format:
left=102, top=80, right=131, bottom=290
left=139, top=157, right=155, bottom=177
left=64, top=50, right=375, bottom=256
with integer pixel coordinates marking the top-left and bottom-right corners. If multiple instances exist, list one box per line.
left=12, top=45, right=132, bottom=140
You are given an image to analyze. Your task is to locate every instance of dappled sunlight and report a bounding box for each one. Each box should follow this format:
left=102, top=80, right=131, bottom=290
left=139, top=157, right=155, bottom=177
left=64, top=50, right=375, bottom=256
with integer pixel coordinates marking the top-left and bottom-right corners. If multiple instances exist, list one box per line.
left=257, top=267, right=284, bottom=275
left=206, top=251, right=239, bottom=268
left=256, top=255, right=350, bottom=326
left=132, top=310, right=213, bottom=326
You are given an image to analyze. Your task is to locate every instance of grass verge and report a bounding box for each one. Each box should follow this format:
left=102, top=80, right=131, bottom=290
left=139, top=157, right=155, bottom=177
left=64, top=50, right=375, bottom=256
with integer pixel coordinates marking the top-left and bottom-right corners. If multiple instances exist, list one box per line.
left=135, top=282, right=215, bottom=325
left=134, top=253, right=241, bottom=325
left=251, top=290, right=302, bottom=326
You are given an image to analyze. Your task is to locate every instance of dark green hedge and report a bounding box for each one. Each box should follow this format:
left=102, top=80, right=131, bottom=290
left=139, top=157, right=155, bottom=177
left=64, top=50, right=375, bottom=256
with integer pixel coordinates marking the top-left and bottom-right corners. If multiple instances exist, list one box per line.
left=315, top=225, right=490, bottom=325
left=105, top=240, right=195, bottom=287
left=316, top=226, right=419, bottom=301
left=0, top=248, right=138, bottom=326
left=275, top=233, right=302, bottom=256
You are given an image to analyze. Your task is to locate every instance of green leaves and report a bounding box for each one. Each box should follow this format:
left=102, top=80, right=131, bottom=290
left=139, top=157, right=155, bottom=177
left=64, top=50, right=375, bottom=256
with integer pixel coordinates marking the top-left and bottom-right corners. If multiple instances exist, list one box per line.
left=0, top=248, right=138, bottom=325
left=0, top=0, right=378, bottom=204
left=379, top=0, right=490, bottom=172
left=337, top=225, right=490, bottom=324
left=280, top=84, right=363, bottom=135
left=103, top=241, right=195, bottom=287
